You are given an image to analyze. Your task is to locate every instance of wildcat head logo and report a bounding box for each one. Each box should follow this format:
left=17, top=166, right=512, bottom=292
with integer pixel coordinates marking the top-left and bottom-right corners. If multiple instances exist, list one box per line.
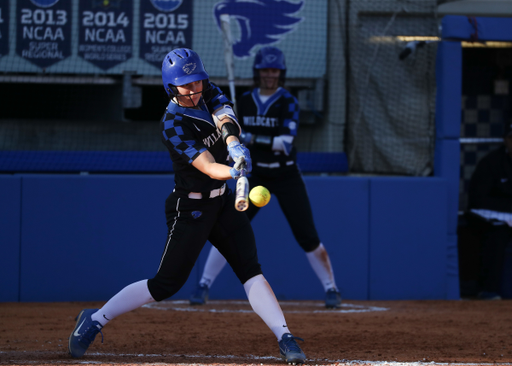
left=213, top=0, right=304, bottom=58
left=30, top=0, right=60, bottom=7
left=183, top=63, right=197, bottom=74
left=149, top=0, right=183, bottom=12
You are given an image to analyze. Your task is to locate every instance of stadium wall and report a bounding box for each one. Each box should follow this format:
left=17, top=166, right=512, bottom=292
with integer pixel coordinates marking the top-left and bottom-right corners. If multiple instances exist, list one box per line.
left=0, top=174, right=451, bottom=302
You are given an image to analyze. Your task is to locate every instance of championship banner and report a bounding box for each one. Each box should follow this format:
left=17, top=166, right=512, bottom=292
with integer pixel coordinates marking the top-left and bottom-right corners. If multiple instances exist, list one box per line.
left=139, top=0, right=193, bottom=69
left=0, top=0, right=8, bottom=58
left=16, top=0, right=71, bottom=68
left=78, top=0, right=133, bottom=70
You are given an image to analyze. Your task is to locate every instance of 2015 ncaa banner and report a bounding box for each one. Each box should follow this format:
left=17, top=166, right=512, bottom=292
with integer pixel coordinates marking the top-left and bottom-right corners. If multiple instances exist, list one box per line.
left=139, top=0, right=193, bottom=69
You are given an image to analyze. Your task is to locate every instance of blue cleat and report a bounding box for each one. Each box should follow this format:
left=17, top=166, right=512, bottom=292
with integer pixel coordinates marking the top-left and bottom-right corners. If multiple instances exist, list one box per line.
left=68, top=309, right=103, bottom=358
left=325, top=288, right=342, bottom=309
left=189, top=284, right=209, bottom=305
left=279, top=333, right=306, bottom=364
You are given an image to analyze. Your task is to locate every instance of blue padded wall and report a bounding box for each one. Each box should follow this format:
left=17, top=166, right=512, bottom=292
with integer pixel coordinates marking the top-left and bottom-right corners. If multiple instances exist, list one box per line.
left=19, top=175, right=181, bottom=302
left=369, top=178, right=448, bottom=300
left=0, top=176, right=21, bottom=302
left=11, top=174, right=451, bottom=301
left=435, top=41, right=462, bottom=139
left=434, top=40, right=461, bottom=234
left=434, top=37, right=462, bottom=299
left=434, top=139, right=461, bottom=235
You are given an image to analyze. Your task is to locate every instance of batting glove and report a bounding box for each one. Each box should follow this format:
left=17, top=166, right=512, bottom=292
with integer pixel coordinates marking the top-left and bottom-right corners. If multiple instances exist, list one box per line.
left=229, top=166, right=246, bottom=179
left=227, top=141, right=252, bottom=173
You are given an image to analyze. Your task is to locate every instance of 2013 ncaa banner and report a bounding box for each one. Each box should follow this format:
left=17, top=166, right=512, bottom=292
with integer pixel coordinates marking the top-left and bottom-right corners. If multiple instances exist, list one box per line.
left=78, top=0, right=133, bottom=70
left=139, top=0, right=193, bottom=69
left=16, top=0, right=71, bottom=68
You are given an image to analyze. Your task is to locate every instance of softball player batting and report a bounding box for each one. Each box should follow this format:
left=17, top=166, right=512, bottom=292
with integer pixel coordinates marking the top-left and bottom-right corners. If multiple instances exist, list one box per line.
left=190, top=46, right=342, bottom=309
left=68, top=48, right=306, bottom=365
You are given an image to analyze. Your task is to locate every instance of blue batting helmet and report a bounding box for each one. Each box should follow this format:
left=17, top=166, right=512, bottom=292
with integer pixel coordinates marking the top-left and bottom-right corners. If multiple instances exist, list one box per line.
left=162, top=48, right=209, bottom=96
left=253, top=46, right=286, bottom=85
left=254, top=46, right=286, bottom=70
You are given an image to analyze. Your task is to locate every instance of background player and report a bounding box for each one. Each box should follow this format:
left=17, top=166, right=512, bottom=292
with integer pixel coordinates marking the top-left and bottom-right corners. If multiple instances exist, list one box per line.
left=190, top=46, right=342, bottom=309
left=466, top=123, right=512, bottom=300
left=68, top=48, right=306, bottom=365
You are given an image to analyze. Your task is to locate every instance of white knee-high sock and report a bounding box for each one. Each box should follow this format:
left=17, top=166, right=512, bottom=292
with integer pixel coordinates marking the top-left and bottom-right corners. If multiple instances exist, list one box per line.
left=244, top=274, right=289, bottom=341
left=199, top=246, right=228, bottom=288
left=306, top=243, right=338, bottom=292
left=91, top=279, right=155, bottom=327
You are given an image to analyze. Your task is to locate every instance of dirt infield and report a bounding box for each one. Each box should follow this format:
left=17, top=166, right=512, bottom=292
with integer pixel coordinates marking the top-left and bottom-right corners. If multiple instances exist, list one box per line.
left=1, top=299, right=512, bottom=365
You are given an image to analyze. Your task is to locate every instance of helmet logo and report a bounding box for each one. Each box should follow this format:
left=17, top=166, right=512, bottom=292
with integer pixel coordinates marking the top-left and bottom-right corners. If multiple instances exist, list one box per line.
left=213, top=0, right=304, bottom=58
left=183, top=63, right=197, bottom=74
left=264, top=55, right=278, bottom=64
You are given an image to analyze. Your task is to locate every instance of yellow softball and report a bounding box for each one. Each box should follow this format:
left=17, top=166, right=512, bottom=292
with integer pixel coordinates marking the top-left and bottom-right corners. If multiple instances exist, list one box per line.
left=249, top=186, right=271, bottom=207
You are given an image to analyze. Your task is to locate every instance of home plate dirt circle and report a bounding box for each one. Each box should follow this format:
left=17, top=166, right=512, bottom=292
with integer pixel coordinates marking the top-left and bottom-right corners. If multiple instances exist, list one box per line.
left=143, top=300, right=389, bottom=313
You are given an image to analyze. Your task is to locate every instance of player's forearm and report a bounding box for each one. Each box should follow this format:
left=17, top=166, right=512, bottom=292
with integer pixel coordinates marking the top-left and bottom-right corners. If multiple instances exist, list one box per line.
left=192, top=151, right=233, bottom=181
left=202, top=162, right=233, bottom=180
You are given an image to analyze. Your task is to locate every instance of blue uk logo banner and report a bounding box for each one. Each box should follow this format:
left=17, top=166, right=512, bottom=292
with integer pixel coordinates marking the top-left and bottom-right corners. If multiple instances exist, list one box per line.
left=213, top=0, right=304, bottom=58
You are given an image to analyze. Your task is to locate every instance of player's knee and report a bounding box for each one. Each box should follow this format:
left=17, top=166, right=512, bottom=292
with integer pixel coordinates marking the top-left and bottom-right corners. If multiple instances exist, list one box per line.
left=236, top=263, right=263, bottom=284
left=147, top=277, right=185, bottom=302
left=301, top=239, right=321, bottom=253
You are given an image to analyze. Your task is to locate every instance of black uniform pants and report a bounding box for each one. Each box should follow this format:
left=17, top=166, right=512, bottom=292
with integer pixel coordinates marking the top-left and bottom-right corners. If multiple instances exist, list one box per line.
left=247, top=171, right=320, bottom=252
left=148, top=189, right=262, bottom=302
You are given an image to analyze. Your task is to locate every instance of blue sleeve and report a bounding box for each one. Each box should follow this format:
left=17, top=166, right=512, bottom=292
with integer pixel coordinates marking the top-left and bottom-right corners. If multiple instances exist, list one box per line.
left=161, top=111, right=207, bottom=164
left=206, top=82, right=232, bottom=112
left=281, top=93, right=299, bottom=137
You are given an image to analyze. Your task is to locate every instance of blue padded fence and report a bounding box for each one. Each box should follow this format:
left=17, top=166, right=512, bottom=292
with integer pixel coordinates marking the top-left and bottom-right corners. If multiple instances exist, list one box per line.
left=1, top=174, right=452, bottom=302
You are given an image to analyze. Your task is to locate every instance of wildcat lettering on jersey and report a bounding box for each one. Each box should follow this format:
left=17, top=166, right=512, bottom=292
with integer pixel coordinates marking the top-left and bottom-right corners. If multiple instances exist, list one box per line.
left=243, top=116, right=278, bottom=128
left=203, top=128, right=222, bottom=148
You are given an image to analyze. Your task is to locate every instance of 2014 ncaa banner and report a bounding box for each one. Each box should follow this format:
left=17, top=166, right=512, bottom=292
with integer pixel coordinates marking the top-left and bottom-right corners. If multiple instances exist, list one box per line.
left=78, top=0, right=133, bottom=70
